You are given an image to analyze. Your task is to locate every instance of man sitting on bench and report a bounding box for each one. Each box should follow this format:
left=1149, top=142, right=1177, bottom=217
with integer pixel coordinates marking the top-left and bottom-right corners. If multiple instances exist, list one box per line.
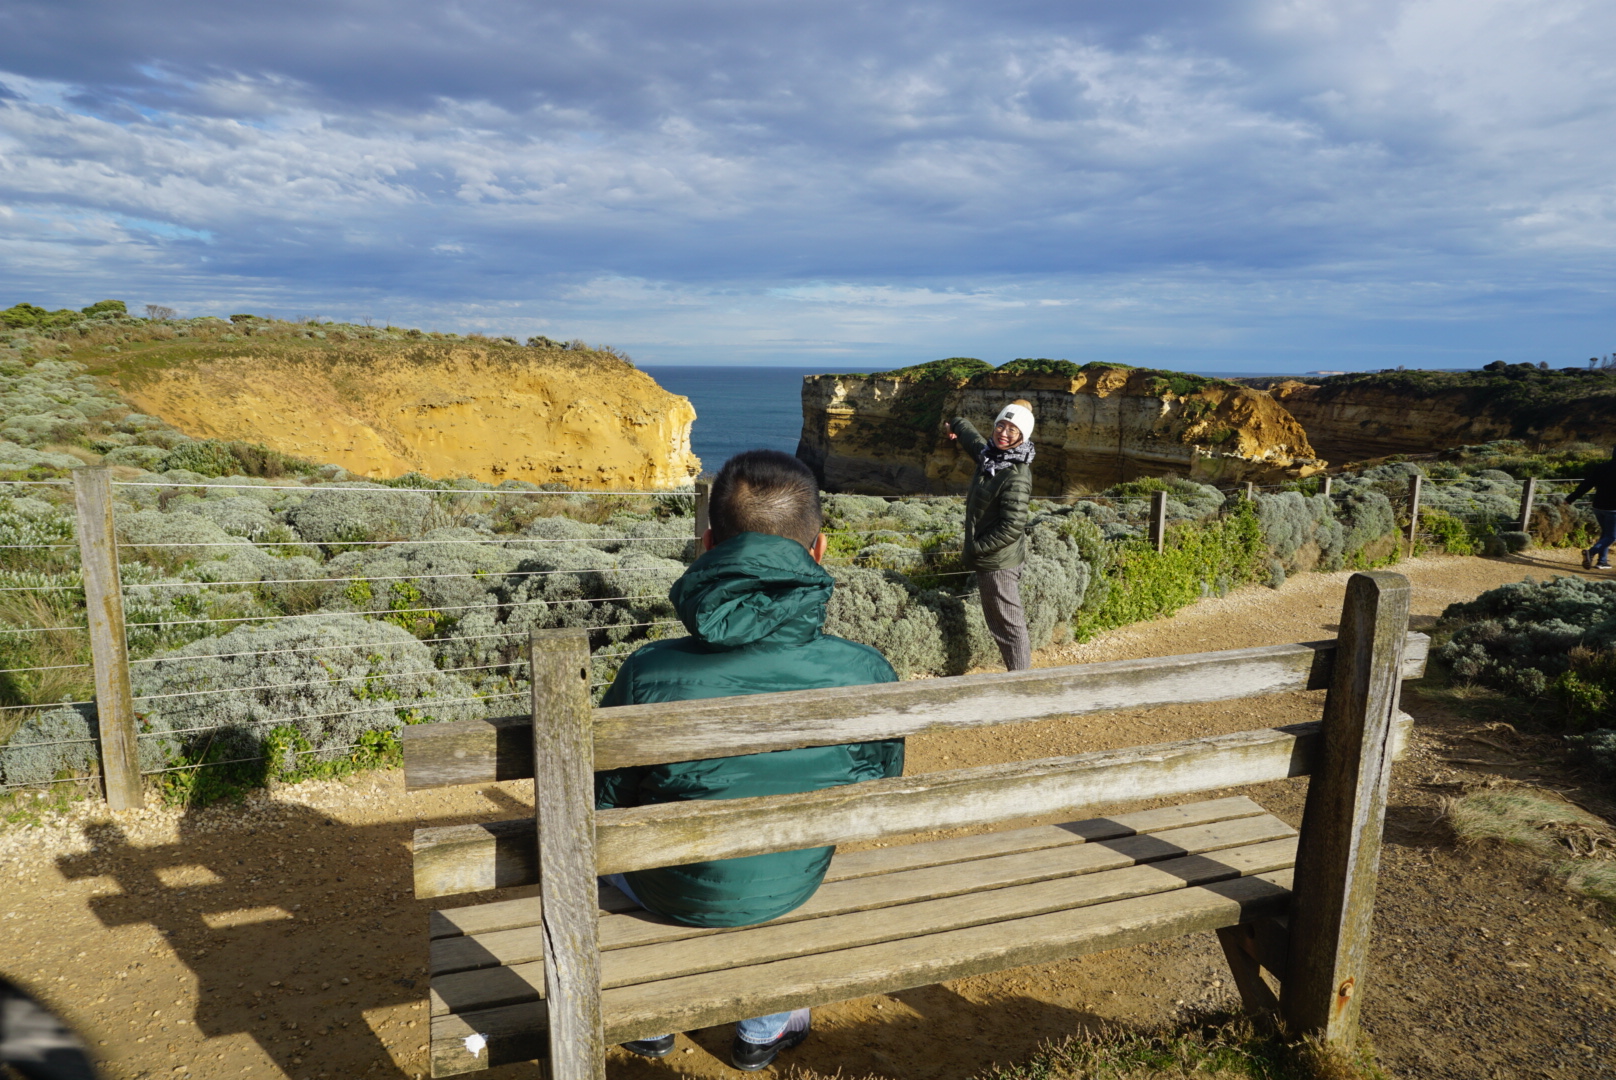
left=595, top=449, right=904, bottom=1070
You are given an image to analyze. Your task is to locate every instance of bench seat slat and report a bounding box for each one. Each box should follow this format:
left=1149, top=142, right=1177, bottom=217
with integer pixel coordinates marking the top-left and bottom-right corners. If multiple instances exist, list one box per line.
left=823, top=795, right=1266, bottom=881
left=431, top=834, right=1297, bottom=1017
left=428, top=868, right=1294, bottom=1074
left=431, top=811, right=1295, bottom=979
left=425, top=796, right=1266, bottom=941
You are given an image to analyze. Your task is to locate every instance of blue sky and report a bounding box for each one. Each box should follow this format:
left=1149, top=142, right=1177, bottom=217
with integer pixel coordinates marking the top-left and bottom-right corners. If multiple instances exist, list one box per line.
left=1, top=0, right=1613, bottom=372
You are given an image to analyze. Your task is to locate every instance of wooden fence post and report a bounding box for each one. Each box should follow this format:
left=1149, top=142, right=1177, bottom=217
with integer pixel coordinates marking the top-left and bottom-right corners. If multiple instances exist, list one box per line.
left=1517, top=476, right=1537, bottom=535
left=1321, top=475, right=1332, bottom=499
left=1244, top=481, right=1256, bottom=502
left=1148, top=490, right=1167, bottom=553
left=1404, top=475, right=1421, bottom=555
left=1282, top=571, right=1410, bottom=1046
left=73, top=466, right=140, bottom=811
left=694, top=476, right=712, bottom=541
left=531, top=629, right=604, bottom=1080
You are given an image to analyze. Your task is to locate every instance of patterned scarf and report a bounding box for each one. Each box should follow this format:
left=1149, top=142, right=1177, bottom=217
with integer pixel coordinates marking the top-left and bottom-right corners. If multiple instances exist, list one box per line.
left=977, top=439, right=1035, bottom=476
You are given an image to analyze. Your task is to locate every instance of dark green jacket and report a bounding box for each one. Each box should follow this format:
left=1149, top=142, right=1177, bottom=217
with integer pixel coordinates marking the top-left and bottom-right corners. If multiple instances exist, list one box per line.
left=952, top=417, right=1032, bottom=572
left=595, top=531, right=903, bottom=928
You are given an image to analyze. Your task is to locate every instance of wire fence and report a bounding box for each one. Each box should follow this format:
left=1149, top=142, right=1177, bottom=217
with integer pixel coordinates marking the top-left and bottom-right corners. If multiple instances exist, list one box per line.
left=0, top=465, right=1598, bottom=797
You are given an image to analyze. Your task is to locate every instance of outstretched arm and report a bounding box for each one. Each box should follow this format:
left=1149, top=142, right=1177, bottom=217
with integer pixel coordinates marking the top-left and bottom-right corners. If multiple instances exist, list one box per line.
left=949, top=417, right=988, bottom=459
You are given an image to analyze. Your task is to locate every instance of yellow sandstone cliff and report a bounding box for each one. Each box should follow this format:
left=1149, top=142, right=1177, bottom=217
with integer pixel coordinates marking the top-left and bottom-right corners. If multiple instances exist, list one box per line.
left=798, top=360, right=1324, bottom=495
left=113, top=341, right=699, bottom=489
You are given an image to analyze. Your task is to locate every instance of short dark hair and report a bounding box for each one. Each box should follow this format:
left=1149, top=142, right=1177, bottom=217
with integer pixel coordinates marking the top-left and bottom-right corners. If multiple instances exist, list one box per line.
left=708, top=450, right=823, bottom=548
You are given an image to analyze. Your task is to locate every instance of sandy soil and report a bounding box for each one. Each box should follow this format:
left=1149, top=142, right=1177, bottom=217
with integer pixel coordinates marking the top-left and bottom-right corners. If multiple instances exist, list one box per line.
left=3, top=547, right=1614, bottom=1080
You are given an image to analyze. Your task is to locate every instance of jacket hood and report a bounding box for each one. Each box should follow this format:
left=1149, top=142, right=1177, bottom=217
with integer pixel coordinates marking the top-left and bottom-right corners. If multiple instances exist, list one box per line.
left=669, top=531, right=832, bottom=649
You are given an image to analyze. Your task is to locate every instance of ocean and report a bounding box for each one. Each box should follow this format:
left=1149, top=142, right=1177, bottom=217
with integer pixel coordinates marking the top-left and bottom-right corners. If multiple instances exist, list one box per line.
left=642, top=365, right=1297, bottom=474
left=642, top=366, right=870, bottom=472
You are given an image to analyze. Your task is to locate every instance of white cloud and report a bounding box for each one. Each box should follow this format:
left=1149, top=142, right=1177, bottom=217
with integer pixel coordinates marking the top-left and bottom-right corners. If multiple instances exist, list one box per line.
left=0, top=0, right=1612, bottom=370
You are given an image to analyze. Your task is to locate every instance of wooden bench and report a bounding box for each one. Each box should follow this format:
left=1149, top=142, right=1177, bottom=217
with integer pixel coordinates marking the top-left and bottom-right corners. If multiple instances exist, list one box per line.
left=403, top=571, right=1426, bottom=1079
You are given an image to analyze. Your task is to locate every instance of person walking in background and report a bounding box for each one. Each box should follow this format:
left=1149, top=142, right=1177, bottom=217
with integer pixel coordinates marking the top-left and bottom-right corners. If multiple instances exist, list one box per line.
left=594, top=449, right=904, bottom=1071
left=1568, top=446, right=1616, bottom=569
left=945, top=401, right=1036, bottom=671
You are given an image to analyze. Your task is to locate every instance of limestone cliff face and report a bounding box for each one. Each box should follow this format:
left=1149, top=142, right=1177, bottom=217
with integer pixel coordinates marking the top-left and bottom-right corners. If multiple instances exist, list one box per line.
left=797, top=361, right=1324, bottom=495
left=116, top=342, right=699, bottom=488
left=1271, top=371, right=1616, bottom=464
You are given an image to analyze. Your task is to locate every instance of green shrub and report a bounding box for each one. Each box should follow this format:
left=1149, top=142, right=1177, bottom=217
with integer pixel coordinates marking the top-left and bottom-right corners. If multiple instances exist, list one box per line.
left=161, top=439, right=315, bottom=479
left=1078, top=501, right=1267, bottom=638
left=1420, top=508, right=1479, bottom=555
left=1438, top=576, right=1616, bottom=727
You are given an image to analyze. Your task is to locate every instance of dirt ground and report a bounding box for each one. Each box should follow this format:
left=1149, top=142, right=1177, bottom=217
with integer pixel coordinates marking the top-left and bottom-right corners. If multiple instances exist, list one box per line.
left=3, top=548, right=1614, bottom=1080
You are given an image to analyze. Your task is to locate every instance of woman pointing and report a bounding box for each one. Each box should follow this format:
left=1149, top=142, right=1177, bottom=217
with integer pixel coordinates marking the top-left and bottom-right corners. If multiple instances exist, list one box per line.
left=945, top=401, right=1035, bottom=671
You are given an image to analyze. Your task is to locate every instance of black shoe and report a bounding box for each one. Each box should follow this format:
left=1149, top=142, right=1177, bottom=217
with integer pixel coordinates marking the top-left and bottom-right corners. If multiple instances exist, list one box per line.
left=1584, top=548, right=1595, bottom=570
left=622, top=1035, right=676, bottom=1058
left=731, top=1025, right=809, bottom=1071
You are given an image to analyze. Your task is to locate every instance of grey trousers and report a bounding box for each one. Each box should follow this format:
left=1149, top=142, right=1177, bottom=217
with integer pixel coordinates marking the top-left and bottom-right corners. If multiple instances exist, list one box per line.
left=977, top=567, right=1031, bottom=671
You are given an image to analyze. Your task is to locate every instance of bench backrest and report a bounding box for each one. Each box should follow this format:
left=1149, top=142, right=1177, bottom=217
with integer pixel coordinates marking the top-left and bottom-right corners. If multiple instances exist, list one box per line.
left=404, top=585, right=1424, bottom=896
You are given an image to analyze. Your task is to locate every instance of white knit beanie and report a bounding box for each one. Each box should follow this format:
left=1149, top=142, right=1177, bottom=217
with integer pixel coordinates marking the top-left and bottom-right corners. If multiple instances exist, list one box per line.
left=995, top=403, right=1035, bottom=441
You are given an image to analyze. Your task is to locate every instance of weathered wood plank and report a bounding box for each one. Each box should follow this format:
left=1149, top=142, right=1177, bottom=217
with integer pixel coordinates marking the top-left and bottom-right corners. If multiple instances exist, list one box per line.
left=74, top=466, right=141, bottom=810
left=530, top=630, right=603, bottom=1080
left=431, top=814, right=1296, bottom=980
left=431, top=838, right=1298, bottom=1019
left=426, top=796, right=1265, bottom=940
left=429, top=870, right=1295, bottom=1073
left=593, top=724, right=1320, bottom=876
left=823, top=795, right=1267, bottom=882
left=427, top=885, right=638, bottom=943
left=602, top=868, right=1295, bottom=1044
left=1283, top=572, right=1408, bottom=1047
left=403, top=633, right=1431, bottom=789
left=432, top=999, right=548, bottom=1076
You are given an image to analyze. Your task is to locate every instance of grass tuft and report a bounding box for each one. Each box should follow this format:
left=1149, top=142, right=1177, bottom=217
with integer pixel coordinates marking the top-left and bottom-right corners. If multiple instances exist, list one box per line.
left=784, top=1016, right=1384, bottom=1080
left=1440, top=790, right=1602, bottom=856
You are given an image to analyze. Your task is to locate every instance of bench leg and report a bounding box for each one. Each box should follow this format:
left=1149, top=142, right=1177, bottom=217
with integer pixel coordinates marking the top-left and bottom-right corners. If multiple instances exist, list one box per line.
left=1216, top=924, right=1280, bottom=1021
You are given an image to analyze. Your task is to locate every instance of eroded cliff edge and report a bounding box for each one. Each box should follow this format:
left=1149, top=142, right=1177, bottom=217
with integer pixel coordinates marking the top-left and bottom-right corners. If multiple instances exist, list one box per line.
left=1270, top=365, right=1616, bottom=464
left=797, top=358, right=1324, bottom=495
left=111, top=340, right=700, bottom=489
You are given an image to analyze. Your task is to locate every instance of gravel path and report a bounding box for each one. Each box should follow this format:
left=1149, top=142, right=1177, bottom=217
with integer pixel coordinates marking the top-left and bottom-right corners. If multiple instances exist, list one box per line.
left=2, top=547, right=1611, bottom=1080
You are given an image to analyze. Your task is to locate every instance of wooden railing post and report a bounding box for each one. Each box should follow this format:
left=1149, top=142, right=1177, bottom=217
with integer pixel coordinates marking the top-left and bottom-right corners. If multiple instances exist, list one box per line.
left=1244, top=481, right=1256, bottom=502
left=1148, top=490, right=1167, bottom=553
left=531, top=629, right=603, bottom=1080
left=73, top=465, right=140, bottom=810
left=1321, top=475, right=1332, bottom=499
left=1282, top=571, right=1410, bottom=1047
left=694, top=476, right=712, bottom=541
left=1404, top=475, right=1421, bottom=555
left=1517, top=476, right=1537, bottom=534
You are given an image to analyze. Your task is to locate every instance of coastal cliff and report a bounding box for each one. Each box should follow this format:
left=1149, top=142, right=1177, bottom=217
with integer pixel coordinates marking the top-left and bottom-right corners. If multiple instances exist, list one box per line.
left=797, top=358, right=1324, bottom=495
left=1271, top=366, right=1616, bottom=463
left=110, top=340, right=700, bottom=489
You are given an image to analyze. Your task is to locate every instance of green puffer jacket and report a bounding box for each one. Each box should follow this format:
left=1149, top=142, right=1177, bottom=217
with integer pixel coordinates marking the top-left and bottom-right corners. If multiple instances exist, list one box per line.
left=595, top=530, right=903, bottom=928
left=952, top=417, right=1032, bottom=572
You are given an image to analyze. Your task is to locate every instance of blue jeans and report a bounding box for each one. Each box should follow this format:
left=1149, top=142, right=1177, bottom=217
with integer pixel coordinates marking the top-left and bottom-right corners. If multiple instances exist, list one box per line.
left=1593, top=509, right=1616, bottom=564
left=603, top=874, right=804, bottom=1044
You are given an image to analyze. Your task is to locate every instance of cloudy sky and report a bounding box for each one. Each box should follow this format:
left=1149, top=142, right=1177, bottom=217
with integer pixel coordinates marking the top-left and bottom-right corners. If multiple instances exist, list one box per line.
left=1, top=0, right=1612, bottom=371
